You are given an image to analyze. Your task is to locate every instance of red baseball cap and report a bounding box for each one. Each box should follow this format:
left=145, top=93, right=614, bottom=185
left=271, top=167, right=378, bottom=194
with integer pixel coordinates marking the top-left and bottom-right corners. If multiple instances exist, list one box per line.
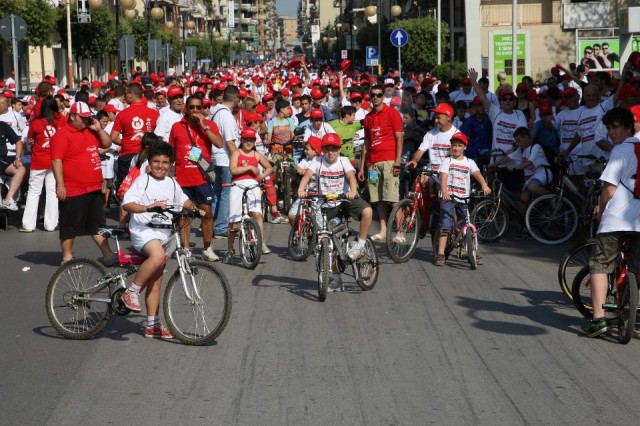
left=461, top=77, right=472, bottom=86
left=321, top=133, right=341, bottom=148
left=262, top=92, right=274, bottom=101
left=69, top=101, right=92, bottom=117
left=244, top=111, right=264, bottom=124
left=102, top=104, right=118, bottom=113
left=537, top=100, right=553, bottom=115
left=629, top=105, right=640, bottom=123
left=450, top=132, right=468, bottom=146
left=167, top=86, right=184, bottom=98
left=310, top=88, right=324, bottom=99
left=310, top=108, right=323, bottom=119
left=340, top=59, right=352, bottom=72
left=240, top=127, right=257, bottom=139
left=350, top=92, right=363, bottom=101
left=471, top=96, right=483, bottom=106
left=390, top=96, right=402, bottom=106
left=430, top=103, right=454, bottom=118
left=307, top=135, right=322, bottom=154
left=421, top=77, right=435, bottom=86
left=255, top=104, right=268, bottom=115
left=562, top=87, right=578, bottom=98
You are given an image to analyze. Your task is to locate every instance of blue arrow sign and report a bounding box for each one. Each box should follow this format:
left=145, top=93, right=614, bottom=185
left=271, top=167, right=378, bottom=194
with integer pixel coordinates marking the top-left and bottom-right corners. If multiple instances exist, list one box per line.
left=390, top=29, right=408, bottom=48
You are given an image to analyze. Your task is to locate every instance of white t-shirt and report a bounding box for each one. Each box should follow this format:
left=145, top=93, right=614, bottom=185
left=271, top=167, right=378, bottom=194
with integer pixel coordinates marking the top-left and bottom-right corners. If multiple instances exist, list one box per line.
left=439, top=156, right=479, bottom=198
left=488, top=104, right=528, bottom=167
left=598, top=137, right=640, bottom=233
left=449, top=89, right=476, bottom=106
left=554, top=106, right=583, bottom=155
left=298, top=157, right=317, bottom=192
left=0, top=110, right=26, bottom=136
left=576, top=97, right=614, bottom=165
left=107, top=98, right=125, bottom=111
left=209, top=104, right=239, bottom=167
left=307, top=156, right=355, bottom=207
left=418, top=125, right=458, bottom=172
left=154, top=109, right=183, bottom=143
left=509, top=144, right=549, bottom=182
left=303, top=123, right=336, bottom=141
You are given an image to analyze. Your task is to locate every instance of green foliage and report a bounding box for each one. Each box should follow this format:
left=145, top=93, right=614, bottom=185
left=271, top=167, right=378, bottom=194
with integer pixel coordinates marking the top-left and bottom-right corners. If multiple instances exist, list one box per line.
left=387, top=17, right=448, bottom=71
left=430, top=62, right=469, bottom=80
left=55, top=5, right=116, bottom=60
left=19, top=0, right=57, bottom=48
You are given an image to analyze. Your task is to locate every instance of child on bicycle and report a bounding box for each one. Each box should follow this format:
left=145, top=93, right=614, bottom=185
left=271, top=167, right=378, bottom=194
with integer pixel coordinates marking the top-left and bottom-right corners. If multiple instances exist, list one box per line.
left=435, top=132, right=491, bottom=266
left=298, top=133, right=373, bottom=291
left=224, top=127, right=273, bottom=264
left=287, top=135, right=321, bottom=224
left=586, top=107, right=640, bottom=337
left=121, top=142, right=204, bottom=339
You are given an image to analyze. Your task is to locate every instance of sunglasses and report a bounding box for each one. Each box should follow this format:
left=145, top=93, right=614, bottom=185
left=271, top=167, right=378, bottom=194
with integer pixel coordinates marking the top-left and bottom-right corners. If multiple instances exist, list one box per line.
left=371, top=93, right=384, bottom=98
left=501, top=97, right=515, bottom=102
left=188, top=104, right=203, bottom=110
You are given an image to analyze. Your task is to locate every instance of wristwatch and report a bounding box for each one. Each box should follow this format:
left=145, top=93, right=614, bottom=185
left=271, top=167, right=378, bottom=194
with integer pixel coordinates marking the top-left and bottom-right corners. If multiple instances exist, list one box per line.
left=203, top=126, right=211, bottom=132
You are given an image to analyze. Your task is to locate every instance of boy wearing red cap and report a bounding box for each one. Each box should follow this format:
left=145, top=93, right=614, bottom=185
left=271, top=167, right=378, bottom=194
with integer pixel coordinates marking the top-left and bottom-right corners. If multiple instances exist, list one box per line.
left=435, top=132, right=491, bottom=266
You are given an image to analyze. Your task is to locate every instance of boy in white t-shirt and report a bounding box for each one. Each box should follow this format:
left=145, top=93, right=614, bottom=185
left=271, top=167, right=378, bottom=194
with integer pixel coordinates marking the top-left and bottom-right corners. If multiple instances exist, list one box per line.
left=288, top=135, right=321, bottom=223
left=121, top=142, right=204, bottom=339
left=298, top=133, right=373, bottom=290
left=435, top=132, right=491, bottom=266
left=585, top=108, right=640, bottom=337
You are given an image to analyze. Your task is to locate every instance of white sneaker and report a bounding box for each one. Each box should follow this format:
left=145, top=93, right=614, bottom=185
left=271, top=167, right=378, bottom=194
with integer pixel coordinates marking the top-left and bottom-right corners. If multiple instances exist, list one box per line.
left=347, top=241, right=366, bottom=261
left=202, top=247, right=219, bottom=262
left=2, top=199, right=18, bottom=211
left=262, top=243, right=272, bottom=254
left=327, top=276, right=344, bottom=292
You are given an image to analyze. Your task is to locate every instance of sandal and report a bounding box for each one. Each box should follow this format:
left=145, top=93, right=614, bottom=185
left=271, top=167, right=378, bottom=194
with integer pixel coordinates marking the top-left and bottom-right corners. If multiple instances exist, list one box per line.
left=370, top=233, right=385, bottom=242
left=434, top=254, right=445, bottom=266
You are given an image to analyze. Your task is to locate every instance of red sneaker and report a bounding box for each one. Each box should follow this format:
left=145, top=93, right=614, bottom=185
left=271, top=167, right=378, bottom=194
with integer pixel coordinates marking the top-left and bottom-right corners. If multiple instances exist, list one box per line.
left=121, top=290, right=142, bottom=312
left=144, top=324, right=174, bottom=339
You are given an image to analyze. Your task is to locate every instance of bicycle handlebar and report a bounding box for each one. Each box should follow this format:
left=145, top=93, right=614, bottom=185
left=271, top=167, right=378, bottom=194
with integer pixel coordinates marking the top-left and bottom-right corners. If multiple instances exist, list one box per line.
left=147, top=205, right=201, bottom=219
left=221, top=182, right=262, bottom=190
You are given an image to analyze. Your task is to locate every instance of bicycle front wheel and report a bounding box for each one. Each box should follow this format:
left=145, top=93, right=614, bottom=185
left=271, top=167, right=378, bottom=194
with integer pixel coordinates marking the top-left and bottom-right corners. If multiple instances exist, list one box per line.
left=558, top=240, right=595, bottom=302
left=571, top=266, right=595, bottom=319
left=317, top=239, right=330, bottom=302
left=239, top=217, right=262, bottom=269
left=471, top=199, right=508, bottom=243
left=353, top=236, right=379, bottom=291
left=617, top=274, right=638, bottom=344
left=46, top=258, right=111, bottom=339
left=386, top=199, right=420, bottom=264
left=164, top=260, right=232, bottom=346
left=288, top=215, right=316, bottom=261
left=466, top=229, right=477, bottom=270
left=525, top=194, right=578, bottom=245
left=283, top=171, right=294, bottom=213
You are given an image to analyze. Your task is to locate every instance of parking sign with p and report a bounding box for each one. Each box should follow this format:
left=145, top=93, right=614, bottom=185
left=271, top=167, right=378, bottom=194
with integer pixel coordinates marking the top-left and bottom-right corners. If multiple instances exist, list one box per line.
left=366, top=46, right=379, bottom=67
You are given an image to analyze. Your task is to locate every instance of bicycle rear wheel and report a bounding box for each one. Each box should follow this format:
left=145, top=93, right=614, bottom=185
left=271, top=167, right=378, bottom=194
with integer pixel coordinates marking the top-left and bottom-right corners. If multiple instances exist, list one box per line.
left=386, top=199, right=420, bottom=264
left=288, top=215, right=316, bottom=261
left=238, top=217, right=262, bottom=269
left=558, top=240, right=595, bottom=302
left=46, top=258, right=111, bottom=339
left=466, top=229, right=477, bottom=270
left=164, top=260, right=232, bottom=346
left=471, top=199, right=508, bottom=243
left=617, top=274, right=638, bottom=344
left=353, top=236, right=379, bottom=291
left=283, top=171, right=294, bottom=214
left=525, top=194, right=578, bottom=245
left=317, top=239, right=330, bottom=302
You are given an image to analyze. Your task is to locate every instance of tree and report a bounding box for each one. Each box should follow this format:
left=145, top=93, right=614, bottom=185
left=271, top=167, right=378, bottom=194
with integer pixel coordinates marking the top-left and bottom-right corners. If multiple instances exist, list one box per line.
left=431, top=62, right=469, bottom=80
left=19, top=0, right=57, bottom=75
left=387, top=17, right=448, bottom=71
left=56, top=5, right=116, bottom=60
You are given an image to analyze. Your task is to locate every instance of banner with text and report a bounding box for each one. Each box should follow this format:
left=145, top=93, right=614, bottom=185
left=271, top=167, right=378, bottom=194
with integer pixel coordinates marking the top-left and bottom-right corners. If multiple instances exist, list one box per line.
left=488, top=31, right=530, bottom=90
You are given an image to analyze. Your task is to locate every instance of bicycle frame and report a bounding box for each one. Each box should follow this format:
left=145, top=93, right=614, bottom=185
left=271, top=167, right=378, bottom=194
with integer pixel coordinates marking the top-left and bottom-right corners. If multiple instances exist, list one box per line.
left=407, top=168, right=438, bottom=235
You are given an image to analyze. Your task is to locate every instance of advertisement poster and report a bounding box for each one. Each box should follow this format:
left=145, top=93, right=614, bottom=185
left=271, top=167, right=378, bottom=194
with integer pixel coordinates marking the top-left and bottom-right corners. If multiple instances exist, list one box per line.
left=488, top=31, right=530, bottom=90
left=577, top=39, right=620, bottom=71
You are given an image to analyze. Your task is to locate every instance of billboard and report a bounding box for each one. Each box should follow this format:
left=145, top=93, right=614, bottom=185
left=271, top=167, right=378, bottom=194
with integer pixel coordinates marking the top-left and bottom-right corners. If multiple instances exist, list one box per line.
left=488, top=31, right=531, bottom=90
left=577, top=38, right=620, bottom=71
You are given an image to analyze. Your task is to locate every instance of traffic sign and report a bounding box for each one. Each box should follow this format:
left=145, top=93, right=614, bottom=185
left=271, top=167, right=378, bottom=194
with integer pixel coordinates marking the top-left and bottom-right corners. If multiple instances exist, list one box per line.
left=390, top=29, right=408, bottom=48
left=341, top=50, right=348, bottom=59
left=77, top=0, right=91, bottom=24
left=0, top=14, right=27, bottom=42
left=365, top=45, right=379, bottom=67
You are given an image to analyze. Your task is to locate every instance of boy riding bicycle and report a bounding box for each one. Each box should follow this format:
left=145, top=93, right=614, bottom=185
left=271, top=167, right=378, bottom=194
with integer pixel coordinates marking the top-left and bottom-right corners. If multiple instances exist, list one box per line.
left=435, top=132, right=491, bottom=266
left=121, top=142, right=204, bottom=339
left=298, top=133, right=373, bottom=290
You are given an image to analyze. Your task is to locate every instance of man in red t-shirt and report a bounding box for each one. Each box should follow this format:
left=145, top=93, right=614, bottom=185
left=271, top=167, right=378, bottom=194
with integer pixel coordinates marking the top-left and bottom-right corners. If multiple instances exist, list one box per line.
left=51, top=101, right=116, bottom=265
left=168, top=95, right=223, bottom=262
left=358, top=84, right=404, bottom=241
left=110, top=83, right=160, bottom=185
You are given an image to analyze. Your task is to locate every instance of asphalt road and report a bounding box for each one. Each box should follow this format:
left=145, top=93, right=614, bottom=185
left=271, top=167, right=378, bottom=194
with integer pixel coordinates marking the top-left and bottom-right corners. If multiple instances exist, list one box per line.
left=1, top=213, right=640, bottom=425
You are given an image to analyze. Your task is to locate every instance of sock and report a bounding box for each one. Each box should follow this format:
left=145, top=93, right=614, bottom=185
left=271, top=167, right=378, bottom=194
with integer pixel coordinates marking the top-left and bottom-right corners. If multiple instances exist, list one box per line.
left=357, top=238, right=366, bottom=248
left=147, top=316, right=159, bottom=327
left=128, top=283, right=142, bottom=293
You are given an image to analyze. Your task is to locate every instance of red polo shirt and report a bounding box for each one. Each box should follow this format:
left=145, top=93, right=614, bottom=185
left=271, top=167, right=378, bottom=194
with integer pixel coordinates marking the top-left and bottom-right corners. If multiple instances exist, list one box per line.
left=168, top=117, right=220, bottom=188
left=363, top=104, right=403, bottom=164
left=51, top=121, right=104, bottom=197
left=112, top=101, right=160, bottom=156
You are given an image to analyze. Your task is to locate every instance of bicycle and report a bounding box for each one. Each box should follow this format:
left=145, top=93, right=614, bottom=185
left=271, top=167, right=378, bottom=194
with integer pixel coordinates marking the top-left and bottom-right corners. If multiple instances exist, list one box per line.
left=571, top=237, right=638, bottom=344
left=288, top=196, right=317, bottom=261
left=557, top=239, right=595, bottom=302
left=310, top=193, right=379, bottom=302
left=270, top=139, right=303, bottom=214
left=432, top=194, right=480, bottom=269
left=45, top=207, right=232, bottom=345
left=222, top=182, right=263, bottom=269
left=386, top=166, right=439, bottom=263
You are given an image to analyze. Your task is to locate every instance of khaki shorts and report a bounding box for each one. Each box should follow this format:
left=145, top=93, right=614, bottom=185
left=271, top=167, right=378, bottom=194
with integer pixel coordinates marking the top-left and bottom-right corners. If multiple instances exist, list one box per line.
left=589, top=232, right=640, bottom=274
left=367, top=160, right=399, bottom=203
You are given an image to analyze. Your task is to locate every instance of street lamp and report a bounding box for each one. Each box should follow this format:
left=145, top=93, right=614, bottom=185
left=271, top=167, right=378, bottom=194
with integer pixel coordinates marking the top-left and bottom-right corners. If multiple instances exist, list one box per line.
left=365, top=3, right=380, bottom=76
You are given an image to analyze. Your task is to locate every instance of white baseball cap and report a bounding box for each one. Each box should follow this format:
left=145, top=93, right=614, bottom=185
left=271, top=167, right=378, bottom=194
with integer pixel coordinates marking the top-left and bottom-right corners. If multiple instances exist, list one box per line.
left=69, top=101, right=92, bottom=117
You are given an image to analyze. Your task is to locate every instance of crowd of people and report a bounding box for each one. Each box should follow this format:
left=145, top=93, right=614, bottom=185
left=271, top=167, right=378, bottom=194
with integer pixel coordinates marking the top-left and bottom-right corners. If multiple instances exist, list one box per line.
left=2, top=52, right=640, bottom=339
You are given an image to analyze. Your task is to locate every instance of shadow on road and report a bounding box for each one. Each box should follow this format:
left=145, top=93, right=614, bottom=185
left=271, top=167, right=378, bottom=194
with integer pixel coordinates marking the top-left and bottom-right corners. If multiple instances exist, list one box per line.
left=16, top=251, right=62, bottom=267
left=456, top=287, right=582, bottom=336
left=251, top=273, right=319, bottom=302
left=33, top=315, right=163, bottom=342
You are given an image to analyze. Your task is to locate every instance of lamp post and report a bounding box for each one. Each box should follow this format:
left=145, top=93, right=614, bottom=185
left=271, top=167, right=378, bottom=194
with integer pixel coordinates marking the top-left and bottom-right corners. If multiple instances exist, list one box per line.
left=65, top=0, right=74, bottom=88
left=365, top=2, right=380, bottom=76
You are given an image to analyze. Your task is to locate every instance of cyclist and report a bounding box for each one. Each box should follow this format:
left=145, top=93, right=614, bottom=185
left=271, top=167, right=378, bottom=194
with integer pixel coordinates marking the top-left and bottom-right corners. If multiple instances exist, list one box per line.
left=121, top=142, right=204, bottom=339
left=585, top=107, right=640, bottom=337
left=298, top=133, right=373, bottom=290
left=435, top=132, right=491, bottom=266
left=287, top=135, right=321, bottom=224
left=223, top=127, right=273, bottom=264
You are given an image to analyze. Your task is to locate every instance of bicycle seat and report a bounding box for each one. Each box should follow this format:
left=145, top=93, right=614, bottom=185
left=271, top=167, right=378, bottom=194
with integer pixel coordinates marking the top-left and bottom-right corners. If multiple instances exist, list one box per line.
left=98, top=227, right=129, bottom=238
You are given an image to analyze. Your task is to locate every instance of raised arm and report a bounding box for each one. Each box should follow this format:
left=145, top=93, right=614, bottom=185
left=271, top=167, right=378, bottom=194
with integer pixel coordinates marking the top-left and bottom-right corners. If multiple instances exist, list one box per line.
left=468, top=68, right=491, bottom=112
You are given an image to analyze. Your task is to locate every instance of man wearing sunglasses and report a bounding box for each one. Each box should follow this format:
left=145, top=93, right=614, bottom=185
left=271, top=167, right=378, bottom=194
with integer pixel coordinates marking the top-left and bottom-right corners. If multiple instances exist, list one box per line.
left=358, top=84, right=404, bottom=241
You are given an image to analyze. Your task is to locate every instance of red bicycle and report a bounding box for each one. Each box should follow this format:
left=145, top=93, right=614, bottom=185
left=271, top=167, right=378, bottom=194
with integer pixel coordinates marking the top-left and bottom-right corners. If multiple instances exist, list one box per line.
left=386, top=166, right=439, bottom=263
left=288, top=196, right=317, bottom=261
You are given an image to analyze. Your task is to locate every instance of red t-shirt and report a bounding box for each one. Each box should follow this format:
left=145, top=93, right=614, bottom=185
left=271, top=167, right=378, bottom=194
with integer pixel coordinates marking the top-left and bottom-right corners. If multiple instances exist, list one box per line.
left=168, top=117, right=220, bottom=188
left=112, top=101, right=160, bottom=156
left=51, top=121, right=104, bottom=197
left=232, top=151, right=259, bottom=182
left=363, top=104, right=403, bottom=164
left=27, top=114, right=65, bottom=170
